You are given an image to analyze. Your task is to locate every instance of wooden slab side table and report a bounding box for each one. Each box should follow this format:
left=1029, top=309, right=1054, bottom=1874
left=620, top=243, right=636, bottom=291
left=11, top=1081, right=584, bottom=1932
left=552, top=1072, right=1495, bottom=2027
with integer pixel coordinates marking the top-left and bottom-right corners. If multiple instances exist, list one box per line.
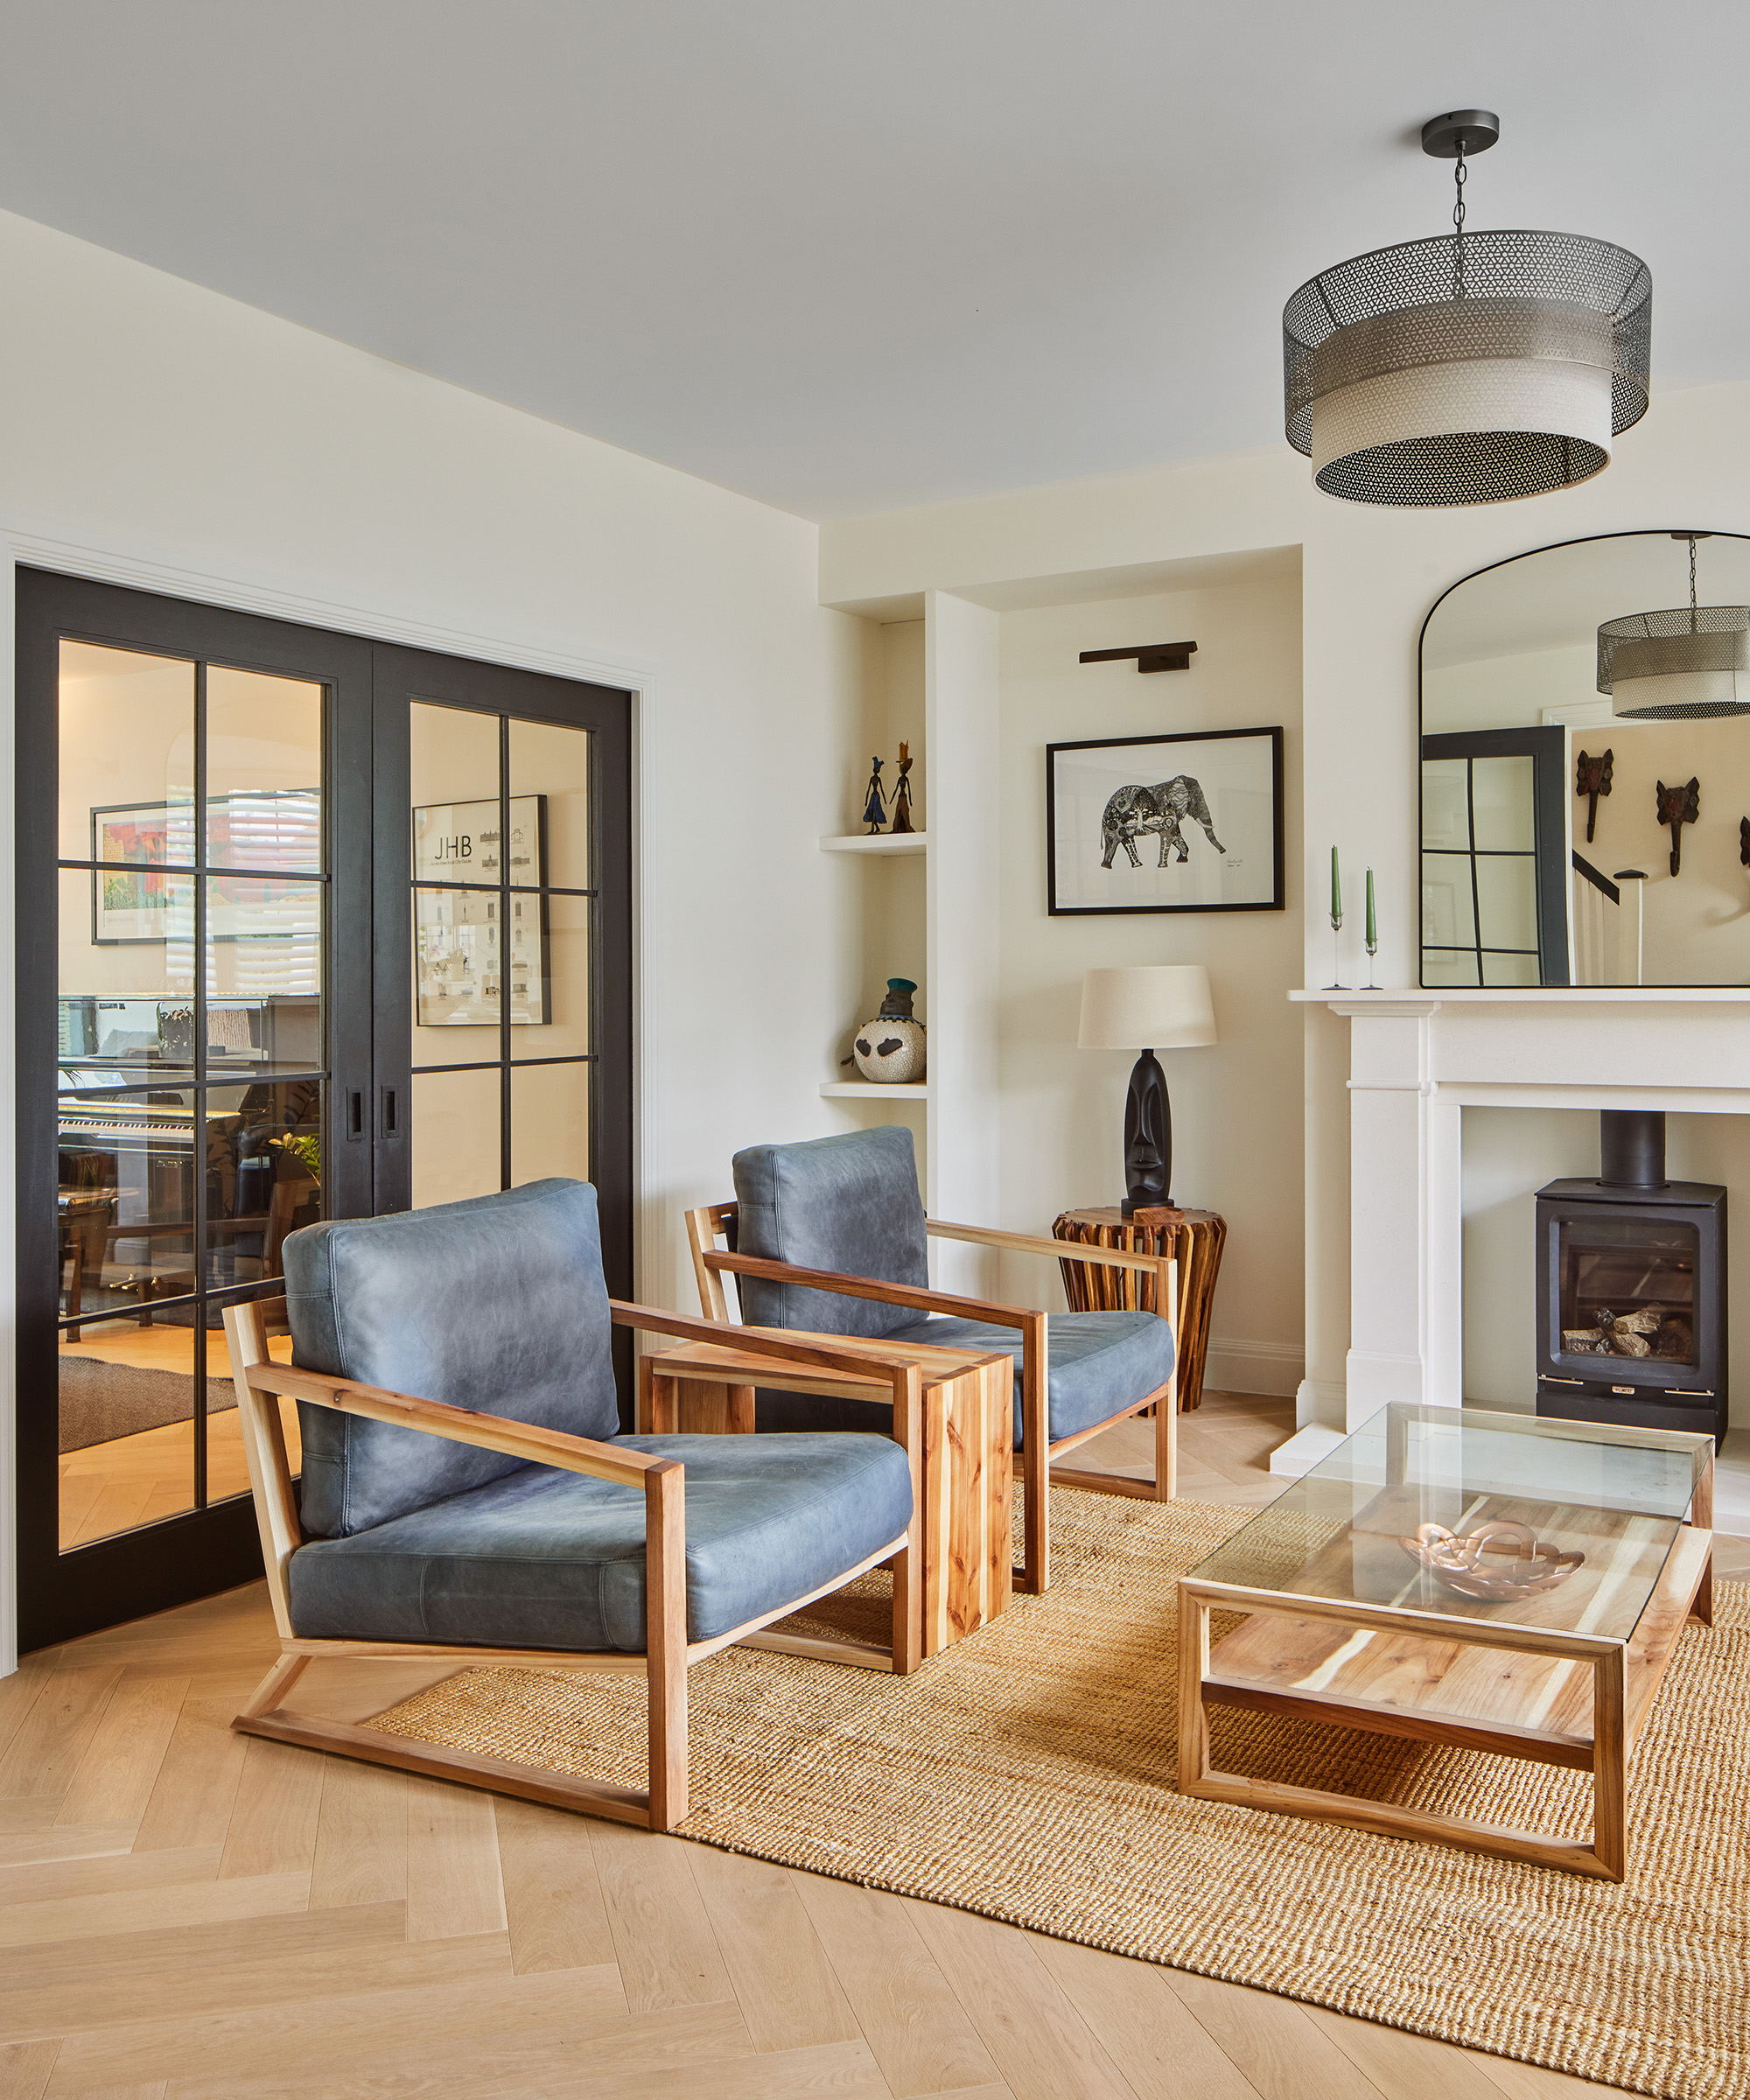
left=1052, top=1207, right=1226, bottom=1411
left=640, top=1329, right=1013, bottom=1661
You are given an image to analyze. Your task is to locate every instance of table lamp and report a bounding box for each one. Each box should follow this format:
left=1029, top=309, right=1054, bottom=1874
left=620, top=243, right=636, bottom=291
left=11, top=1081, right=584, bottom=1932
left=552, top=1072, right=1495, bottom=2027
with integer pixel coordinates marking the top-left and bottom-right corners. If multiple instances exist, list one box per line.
left=1078, top=965, right=1217, bottom=1215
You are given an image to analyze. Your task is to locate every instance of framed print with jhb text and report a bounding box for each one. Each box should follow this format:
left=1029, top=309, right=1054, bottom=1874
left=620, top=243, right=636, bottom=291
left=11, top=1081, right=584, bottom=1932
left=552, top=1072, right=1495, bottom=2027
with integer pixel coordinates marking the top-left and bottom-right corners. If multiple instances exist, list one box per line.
left=1046, top=726, right=1284, bottom=915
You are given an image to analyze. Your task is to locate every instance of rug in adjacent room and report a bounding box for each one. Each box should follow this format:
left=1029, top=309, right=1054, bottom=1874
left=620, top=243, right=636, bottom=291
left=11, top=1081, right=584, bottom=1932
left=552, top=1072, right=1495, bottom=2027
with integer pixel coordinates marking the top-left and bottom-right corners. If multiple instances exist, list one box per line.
left=369, top=1488, right=1748, bottom=2100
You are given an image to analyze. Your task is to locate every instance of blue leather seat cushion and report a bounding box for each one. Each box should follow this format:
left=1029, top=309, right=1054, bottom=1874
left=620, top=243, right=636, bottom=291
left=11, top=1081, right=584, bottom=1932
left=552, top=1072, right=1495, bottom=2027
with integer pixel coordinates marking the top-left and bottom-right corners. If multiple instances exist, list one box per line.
left=878, top=1312, right=1174, bottom=1449
left=286, top=1432, right=913, bottom=1651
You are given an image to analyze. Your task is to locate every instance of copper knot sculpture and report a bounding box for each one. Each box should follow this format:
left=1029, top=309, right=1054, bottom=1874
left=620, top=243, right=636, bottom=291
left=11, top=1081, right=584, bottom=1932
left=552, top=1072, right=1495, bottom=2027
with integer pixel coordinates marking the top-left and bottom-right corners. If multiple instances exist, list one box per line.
left=1398, top=1519, right=1584, bottom=1603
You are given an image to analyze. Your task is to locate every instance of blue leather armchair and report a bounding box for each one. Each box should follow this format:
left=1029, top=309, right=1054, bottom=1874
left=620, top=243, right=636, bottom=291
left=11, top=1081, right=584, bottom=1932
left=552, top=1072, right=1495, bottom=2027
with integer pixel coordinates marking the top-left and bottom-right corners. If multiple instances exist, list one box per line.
left=686, top=1127, right=1180, bottom=1593
left=222, top=1178, right=924, bottom=1831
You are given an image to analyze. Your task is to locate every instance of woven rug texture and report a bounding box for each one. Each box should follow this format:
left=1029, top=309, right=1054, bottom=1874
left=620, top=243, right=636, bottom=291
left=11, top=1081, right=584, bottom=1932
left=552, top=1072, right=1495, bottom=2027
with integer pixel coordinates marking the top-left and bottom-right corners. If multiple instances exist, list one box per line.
left=369, top=1488, right=1749, bottom=2100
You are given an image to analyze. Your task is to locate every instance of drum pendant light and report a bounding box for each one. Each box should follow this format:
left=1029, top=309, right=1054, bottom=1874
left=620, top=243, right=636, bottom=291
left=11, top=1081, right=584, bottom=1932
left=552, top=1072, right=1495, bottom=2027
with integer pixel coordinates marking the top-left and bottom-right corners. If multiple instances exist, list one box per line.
left=1600, top=535, right=1750, bottom=720
left=1283, top=111, right=1652, bottom=507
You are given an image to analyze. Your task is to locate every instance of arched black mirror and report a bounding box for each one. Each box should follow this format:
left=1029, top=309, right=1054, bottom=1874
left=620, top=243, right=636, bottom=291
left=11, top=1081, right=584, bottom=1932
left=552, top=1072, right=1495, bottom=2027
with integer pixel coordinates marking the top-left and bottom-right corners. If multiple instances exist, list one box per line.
left=1420, top=530, right=1750, bottom=987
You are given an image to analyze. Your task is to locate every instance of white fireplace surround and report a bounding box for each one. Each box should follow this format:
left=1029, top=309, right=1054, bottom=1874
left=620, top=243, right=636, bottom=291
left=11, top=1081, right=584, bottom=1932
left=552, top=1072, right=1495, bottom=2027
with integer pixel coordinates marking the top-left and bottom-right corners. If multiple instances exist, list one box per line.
left=1278, top=989, right=1750, bottom=1529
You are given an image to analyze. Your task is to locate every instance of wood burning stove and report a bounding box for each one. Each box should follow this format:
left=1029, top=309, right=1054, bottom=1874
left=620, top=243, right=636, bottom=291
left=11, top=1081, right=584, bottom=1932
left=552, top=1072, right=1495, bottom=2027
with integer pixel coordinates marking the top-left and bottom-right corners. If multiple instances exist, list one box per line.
left=1536, top=1111, right=1726, bottom=1444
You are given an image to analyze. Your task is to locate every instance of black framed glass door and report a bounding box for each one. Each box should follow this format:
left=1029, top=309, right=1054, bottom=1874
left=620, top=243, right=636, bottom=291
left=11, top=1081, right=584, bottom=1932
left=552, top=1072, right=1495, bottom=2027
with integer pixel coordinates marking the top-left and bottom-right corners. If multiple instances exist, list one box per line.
left=16, top=578, right=633, bottom=1648
left=369, top=645, right=633, bottom=1313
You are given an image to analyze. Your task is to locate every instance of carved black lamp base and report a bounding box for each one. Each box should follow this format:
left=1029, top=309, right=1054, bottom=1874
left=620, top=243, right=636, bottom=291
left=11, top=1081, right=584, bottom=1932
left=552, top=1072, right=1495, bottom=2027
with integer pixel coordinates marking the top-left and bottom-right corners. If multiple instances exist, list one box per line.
left=1120, top=1048, right=1172, bottom=1216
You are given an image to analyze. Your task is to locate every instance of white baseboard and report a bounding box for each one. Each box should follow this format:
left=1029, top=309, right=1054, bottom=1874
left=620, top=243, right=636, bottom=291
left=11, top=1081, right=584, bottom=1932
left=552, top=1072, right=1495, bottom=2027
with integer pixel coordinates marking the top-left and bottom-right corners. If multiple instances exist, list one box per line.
left=1203, top=1336, right=1304, bottom=1399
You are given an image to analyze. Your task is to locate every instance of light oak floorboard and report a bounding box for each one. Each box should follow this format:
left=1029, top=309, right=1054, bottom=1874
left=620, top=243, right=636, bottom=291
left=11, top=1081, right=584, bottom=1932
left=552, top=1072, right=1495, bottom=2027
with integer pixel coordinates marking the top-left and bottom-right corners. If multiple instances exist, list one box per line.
left=0, top=1656, right=65, bottom=1764
left=1159, top=1970, right=1394, bottom=2100
left=1025, top=1934, right=1264, bottom=2100
left=55, top=1678, right=186, bottom=1829
left=687, top=1844, right=859, bottom=2054
left=131, top=1698, right=251, bottom=1855
left=790, top=1870, right=1000, bottom=2098
left=1306, top=2004, right=1522, bottom=2099
left=904, top=1897, right=1132, bottom=2100
left=0, top=1871, right=310, bottom=1950
left=494, top=1796, right=617, bottom=1975
left=405, top=1778, right=507, bottom=1942
left=588, top=1821, right=736, bottom=2014
left=54, top=1968, right=638, bottom=2097
left=216, top=1740, right=324, bottom=1882
left=0, top=1848, right=221, bottom=1909
left=0, top=1825, right=138, bottom=1871
left=0, top=1670, right=123, bottom=1800
left=309, top=1759, right=407, bottom=1911
left=0, top=2040, right=59, bottom=2100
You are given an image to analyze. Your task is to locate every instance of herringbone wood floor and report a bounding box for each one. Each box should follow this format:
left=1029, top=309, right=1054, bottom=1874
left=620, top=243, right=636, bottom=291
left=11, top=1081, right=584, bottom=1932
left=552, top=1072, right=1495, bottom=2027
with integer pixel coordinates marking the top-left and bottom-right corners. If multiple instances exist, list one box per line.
left=2, top=1392, right=1722, bottom=2100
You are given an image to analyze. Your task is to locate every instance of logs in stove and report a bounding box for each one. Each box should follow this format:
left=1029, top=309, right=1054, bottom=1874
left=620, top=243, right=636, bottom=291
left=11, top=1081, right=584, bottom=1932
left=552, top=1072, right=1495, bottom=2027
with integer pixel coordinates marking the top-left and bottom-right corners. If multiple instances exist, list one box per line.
left=1536, top=1111, right=1726, bottom=1445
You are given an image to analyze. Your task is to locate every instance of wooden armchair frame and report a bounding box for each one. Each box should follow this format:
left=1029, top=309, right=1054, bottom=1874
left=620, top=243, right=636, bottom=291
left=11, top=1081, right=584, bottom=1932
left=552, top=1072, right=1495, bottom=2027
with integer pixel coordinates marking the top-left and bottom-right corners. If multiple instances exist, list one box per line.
left=222, top=1296, right=925, bottom=1833
left=685, top=1205, right=1178, bottom=1593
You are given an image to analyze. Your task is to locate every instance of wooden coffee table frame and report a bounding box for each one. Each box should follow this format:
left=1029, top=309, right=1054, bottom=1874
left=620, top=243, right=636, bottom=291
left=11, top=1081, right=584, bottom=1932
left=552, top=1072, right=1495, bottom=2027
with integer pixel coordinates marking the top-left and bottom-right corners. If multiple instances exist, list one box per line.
left=1177, top=1412, right=1715, bottom=1881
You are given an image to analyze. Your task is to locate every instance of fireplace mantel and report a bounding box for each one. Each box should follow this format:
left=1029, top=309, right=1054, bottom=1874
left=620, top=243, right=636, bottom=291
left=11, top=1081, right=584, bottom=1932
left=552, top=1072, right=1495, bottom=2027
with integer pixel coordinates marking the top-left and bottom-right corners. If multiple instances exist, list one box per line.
left=1278, top=988, right=1750, bottom=1489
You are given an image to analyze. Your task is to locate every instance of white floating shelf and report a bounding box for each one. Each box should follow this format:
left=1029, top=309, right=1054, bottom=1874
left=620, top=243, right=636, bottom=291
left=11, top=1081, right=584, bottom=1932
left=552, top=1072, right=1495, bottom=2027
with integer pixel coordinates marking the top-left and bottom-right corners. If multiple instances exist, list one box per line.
left=820, top=1081, right=931, bottom=1100
left=818, top=831, right=928, bottom=856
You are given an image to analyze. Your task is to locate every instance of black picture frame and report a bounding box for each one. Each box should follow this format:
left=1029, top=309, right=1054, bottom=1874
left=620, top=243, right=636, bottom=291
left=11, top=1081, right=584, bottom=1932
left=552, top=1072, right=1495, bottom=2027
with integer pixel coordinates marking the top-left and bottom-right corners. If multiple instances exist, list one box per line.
left=1046, top=725, right=1285, bottom=916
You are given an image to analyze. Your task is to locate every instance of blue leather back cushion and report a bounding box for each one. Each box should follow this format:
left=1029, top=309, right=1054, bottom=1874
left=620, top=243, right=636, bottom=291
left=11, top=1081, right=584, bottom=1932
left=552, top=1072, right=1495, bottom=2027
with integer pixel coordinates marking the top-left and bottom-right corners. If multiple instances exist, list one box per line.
left=284, top=1179, right=620, bottom=1538
left=732, top=1127, right=928, bottom=1338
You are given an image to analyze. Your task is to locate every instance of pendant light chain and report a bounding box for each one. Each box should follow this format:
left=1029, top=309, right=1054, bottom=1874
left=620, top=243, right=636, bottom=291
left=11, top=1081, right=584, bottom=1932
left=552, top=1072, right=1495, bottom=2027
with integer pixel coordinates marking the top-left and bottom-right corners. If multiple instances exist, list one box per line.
left=1690, top=533, right=1699, bottom=634
left=1452, top=137, right=1468, bottom=298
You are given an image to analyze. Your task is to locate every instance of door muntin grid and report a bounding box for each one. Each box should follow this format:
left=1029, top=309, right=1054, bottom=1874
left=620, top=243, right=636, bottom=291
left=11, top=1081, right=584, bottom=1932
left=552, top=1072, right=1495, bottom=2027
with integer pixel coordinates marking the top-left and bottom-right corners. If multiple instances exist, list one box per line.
left=56, top=640, right=327, bottom=1544
left=409, top=702, right=597, bottom=1205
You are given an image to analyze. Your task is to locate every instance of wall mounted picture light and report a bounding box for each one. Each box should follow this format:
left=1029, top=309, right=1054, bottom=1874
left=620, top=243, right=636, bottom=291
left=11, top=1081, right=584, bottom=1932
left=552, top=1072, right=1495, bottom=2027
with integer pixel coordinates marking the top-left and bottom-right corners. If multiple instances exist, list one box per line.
left=1079, top=642, right=1198, bottom=674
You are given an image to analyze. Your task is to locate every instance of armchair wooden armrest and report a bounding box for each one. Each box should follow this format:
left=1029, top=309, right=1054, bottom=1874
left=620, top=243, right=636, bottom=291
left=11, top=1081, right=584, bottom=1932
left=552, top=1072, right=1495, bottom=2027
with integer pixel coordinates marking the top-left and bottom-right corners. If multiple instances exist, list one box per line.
left=701, top=1250, right=1040, bottom=1334
left=244, top=1360, right=666, bottom=1490
left=928, top=1216, right=1180, bottom=1285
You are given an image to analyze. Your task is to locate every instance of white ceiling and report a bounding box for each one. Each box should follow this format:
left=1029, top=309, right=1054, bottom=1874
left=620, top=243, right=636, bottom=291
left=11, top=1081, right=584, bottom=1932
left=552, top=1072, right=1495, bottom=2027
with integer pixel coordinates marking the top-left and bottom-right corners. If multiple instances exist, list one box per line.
left=4, top=1, right=1746, bottom=521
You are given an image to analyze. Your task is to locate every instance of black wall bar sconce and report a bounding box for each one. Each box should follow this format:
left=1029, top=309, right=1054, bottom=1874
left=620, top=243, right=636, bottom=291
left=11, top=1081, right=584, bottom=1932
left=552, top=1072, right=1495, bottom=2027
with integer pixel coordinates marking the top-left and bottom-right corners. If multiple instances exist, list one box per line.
left=1079, top=641, right=1197, bottom=674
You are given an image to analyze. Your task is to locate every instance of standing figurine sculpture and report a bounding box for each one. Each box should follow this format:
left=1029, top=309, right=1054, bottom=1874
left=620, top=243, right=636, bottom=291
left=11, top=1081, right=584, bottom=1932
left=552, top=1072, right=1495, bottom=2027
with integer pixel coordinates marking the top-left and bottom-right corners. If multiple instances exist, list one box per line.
left=892, top=743, right=916, bottom=833
left=861, top=757, right=887, bottom=834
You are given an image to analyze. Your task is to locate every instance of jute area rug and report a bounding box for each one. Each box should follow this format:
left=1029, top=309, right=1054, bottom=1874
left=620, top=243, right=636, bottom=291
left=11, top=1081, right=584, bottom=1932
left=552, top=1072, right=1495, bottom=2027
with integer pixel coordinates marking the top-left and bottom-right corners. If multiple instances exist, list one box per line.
left=370, top=1488, right=1749, bottom=2100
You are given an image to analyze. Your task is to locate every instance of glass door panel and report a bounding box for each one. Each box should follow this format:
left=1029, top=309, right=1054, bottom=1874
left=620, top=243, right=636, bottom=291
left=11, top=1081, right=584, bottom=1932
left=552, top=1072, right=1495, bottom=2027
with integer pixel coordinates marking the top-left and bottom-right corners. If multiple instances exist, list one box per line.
left=19, top=572, right=375, bottom=1648
left=410, top=1067, right=503, bottom=1208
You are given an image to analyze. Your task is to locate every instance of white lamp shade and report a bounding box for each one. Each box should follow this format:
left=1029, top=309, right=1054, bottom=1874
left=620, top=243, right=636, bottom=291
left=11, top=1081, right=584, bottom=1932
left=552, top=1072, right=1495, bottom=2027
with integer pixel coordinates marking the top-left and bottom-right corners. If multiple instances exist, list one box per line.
left=1078, top=965, right=1216, bottom=1051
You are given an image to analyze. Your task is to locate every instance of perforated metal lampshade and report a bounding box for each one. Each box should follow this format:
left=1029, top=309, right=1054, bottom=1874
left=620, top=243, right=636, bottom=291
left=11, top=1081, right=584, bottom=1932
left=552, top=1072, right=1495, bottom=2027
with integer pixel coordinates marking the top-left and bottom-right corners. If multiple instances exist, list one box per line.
left=1283, top=230, right=1652, bottom=508
left=1600, top=608, right=1750, bottom=719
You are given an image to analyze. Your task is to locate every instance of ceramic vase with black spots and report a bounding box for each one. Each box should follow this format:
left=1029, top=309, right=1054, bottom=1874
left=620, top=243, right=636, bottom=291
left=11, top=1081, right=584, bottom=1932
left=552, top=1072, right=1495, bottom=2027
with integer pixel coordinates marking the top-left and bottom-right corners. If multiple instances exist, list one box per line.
left=852, top=979, right=927, bottom=1084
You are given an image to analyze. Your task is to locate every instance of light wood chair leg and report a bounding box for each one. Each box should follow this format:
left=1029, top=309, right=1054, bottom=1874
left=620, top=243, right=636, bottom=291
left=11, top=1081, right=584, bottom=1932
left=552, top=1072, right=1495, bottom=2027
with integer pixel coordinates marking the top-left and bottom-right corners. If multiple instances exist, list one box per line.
left=1153, top=1354, right=1178, bottom=1501
left=236, top=1648, right=312, bottom=1723
left=726, top=1382, right=755, bottom=1434
left=890, top=1366, right=924, bottom=1673
left=1018, top=1316, right=1050, bottom=1594
left=645, top=1461, right=688, bottom=1831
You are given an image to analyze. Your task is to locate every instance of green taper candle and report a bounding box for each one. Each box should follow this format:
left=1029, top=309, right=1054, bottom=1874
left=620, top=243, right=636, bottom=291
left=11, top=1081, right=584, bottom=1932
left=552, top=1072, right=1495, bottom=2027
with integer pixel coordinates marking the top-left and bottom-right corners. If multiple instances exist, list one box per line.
left=1366, top=867, right=1376, bottom=947
left=1330, top=845, right=1341, bottom=927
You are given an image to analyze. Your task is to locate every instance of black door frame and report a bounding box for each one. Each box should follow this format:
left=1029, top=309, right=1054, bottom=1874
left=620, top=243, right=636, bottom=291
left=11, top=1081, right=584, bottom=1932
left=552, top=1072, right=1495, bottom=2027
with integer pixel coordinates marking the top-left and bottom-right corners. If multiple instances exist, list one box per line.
left=15, top=573, right=634, bottom=1648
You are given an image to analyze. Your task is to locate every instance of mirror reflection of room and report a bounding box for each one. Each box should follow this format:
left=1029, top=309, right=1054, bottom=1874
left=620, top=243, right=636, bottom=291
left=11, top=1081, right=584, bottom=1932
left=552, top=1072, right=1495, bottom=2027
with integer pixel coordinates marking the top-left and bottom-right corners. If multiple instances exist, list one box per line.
left=1421, top=530, right=1750, bottom=986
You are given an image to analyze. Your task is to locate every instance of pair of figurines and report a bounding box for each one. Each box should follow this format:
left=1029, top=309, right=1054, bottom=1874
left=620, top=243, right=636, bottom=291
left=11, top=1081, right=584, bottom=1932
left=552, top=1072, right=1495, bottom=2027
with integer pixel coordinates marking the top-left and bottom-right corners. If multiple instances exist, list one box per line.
left=861, top=744, right=916, bottom=834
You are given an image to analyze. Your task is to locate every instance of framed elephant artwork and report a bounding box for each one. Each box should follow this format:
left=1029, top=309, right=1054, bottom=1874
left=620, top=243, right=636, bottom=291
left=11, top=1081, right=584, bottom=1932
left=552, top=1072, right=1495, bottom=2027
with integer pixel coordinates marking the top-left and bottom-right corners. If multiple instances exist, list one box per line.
left=1046, top=726, right=1284, bottom=915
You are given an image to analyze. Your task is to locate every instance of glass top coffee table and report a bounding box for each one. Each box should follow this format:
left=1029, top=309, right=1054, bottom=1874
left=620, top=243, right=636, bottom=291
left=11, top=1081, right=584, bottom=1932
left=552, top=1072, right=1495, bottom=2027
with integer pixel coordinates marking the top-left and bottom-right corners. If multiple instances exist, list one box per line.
left=1177, top=1404, right=1715, bottom=1880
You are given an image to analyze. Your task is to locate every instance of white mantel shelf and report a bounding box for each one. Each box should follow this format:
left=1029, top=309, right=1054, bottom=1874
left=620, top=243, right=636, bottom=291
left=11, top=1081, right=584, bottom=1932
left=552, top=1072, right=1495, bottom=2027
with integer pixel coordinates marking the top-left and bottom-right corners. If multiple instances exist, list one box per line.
left=1291, top=987, right=1750, bottom=1004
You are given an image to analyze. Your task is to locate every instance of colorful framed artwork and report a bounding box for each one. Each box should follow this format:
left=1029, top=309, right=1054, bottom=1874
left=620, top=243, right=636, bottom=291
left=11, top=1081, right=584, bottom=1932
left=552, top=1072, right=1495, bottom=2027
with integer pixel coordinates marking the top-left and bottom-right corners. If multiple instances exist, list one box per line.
left=1046, top=726, right=1285, bottom=915
left=412, top=795, right=550, bottom=1026
left=91, top=794, right=323, bottom=945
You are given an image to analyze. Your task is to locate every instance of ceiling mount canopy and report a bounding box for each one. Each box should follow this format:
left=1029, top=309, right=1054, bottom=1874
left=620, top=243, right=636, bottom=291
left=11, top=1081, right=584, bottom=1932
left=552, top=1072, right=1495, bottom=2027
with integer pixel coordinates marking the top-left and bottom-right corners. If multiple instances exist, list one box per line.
left=1600, top=534, right=1750, bottom=720
left=1283, top=110, right=1652, bottom=508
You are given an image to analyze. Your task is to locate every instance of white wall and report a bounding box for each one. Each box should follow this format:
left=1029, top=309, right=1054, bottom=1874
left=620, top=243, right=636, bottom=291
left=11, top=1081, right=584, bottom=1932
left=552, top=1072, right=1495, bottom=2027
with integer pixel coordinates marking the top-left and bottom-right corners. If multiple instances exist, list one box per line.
left=821, top=381, right=1750, bottom=1432
left=0, top=208, right=869, bottom=1666
left=991, top=571, right=1305, bottom=1391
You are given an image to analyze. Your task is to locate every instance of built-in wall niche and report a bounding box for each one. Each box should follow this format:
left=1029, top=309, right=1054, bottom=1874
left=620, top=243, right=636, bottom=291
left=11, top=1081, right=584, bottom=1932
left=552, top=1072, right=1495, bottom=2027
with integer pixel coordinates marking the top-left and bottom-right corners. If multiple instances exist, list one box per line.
left=822, top=614, right=929, bottom=1102
left=1460, top=1105, right=1750, bottom=1438
left=1421, top=531, right=1750, bottom=988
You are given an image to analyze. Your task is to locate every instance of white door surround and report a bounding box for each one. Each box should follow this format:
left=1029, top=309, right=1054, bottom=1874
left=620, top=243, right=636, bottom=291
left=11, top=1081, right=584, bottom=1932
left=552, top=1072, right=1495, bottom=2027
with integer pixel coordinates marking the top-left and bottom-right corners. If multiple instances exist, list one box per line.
left=1278, top=989, right=1750, bottom=1508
